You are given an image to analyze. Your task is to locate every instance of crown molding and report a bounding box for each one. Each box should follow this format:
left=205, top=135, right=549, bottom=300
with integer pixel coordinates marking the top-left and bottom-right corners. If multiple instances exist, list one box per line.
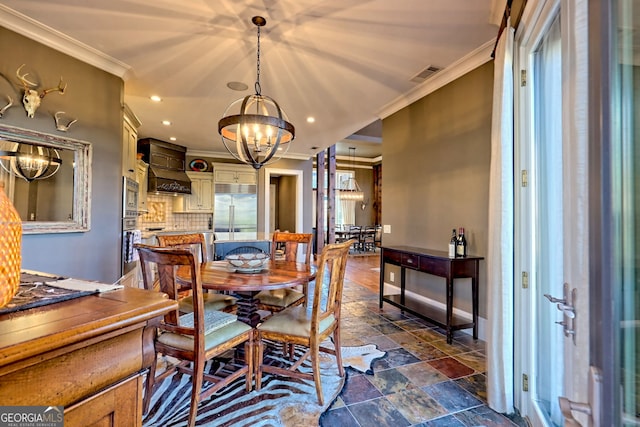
left=377, top=39, right=496, bottom=119
left=187, top=149, right=313, bottom=163
left=0, top=5, right=131, bottom=78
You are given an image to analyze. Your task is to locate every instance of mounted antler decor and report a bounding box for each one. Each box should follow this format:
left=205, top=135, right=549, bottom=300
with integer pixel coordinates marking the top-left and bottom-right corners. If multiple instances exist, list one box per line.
left=54, top=112, right=77, bottom=132
left=16, top=64, right=67, bottom=118
left=0, top=96, right=13, bottom=118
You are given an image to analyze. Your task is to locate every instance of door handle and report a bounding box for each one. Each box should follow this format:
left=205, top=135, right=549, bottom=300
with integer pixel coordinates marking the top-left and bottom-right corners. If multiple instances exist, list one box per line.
left=559, top=397, right=591, bottom=426
left=558, top=366, right=602, bottom=427
left=544, top=283, right=577, bottom=343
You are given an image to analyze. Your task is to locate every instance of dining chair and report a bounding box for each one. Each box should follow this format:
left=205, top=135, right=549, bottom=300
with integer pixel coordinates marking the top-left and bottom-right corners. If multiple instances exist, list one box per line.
left=255, top=239, right=353, bottom=405
left=362, top=225, right=377, bottom=252
left=136, top=244, right=254, bottom=427
left=347, top=225, right=363, bottom=252
left=255, top=231, right=313, bottom=314
left=156, top=233, right=237, bottom=313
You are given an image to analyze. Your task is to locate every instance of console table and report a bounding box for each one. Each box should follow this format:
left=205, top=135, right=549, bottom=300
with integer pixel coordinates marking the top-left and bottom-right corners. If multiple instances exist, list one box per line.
left=379, top=246, right=483, bottom=344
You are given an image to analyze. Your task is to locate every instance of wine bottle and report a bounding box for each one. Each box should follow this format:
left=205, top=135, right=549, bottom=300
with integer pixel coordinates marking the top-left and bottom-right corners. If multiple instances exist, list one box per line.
left=456, top=227, right=467, bottom=257
left=448, top=228, right=457, bottom=258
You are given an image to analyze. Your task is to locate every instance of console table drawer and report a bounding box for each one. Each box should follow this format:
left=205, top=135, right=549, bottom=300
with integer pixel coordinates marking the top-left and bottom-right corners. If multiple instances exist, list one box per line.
left=383, top=249, right=403, bottom=264
left=419, top=256, right=448, bottom=276
left=401, top=253, right=420, bottom=269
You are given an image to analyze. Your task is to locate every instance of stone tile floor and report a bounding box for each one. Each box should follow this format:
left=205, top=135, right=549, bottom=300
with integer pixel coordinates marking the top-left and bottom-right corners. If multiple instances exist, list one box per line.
left=320, top=279, right=527, bottom=427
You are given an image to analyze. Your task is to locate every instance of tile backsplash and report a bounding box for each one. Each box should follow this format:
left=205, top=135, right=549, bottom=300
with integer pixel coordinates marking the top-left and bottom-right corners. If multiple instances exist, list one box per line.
left=138, top=194, right=212, bottom=231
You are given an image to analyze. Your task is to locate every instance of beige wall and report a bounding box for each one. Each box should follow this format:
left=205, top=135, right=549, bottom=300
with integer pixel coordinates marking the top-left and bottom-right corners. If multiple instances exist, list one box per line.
left=0, top=27, right=124, bottom=282
left=381, top=61, right=493, bottom=318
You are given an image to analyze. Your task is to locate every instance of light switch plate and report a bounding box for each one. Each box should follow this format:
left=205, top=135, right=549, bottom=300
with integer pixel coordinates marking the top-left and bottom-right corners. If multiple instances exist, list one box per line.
left=383, top=224, right=391, bottom=233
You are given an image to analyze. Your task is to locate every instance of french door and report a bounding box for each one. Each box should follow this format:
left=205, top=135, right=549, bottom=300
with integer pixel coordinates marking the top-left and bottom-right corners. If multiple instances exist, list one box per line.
left=590, top=0, right=640, bottom=424
left=515, top=0, right=591, bottom=425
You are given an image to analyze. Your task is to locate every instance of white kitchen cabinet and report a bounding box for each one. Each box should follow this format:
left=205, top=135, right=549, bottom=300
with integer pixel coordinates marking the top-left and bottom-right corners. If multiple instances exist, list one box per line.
left=173, top=172, right=213, bottom=213
left=213, top=164, right=257, bottom=185
left=136, top=158, right=149, bottom=213
left=122, top=104, right=141, bottom=180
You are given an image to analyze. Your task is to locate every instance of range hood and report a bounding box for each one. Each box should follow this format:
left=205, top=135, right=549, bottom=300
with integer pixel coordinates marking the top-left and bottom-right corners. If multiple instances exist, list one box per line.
left=148, top=166, right=191, bottom=194
left=138, top=138, right=191, bottom=194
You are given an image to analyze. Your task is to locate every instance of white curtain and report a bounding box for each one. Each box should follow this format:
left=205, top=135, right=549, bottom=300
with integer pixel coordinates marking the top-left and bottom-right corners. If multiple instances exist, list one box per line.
left=486, top=17, right=515, bottom=413
left=341, top=199, right=356, bottom=225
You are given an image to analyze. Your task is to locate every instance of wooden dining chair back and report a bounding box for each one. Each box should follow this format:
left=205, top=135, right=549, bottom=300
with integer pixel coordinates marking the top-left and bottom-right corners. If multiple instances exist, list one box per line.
left=270, top=231, right=313, bottom=264
left=136, top=244, right=253, bottom=427
left=256, top=232, right=313, bottom=314
left=156, top=234, right=236, bottom=313
left=255, top=239, right=354, bottom=405
left=157, top=233, right=208, bottom=262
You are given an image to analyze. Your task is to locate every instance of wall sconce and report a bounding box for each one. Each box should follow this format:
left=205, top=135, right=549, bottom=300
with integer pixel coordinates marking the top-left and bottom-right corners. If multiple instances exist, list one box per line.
left=0, top=141, right=62, bottom=182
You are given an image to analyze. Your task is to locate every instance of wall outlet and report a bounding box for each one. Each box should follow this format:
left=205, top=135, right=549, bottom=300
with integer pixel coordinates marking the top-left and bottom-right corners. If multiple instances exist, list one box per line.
left=383, top=224, right=391, bottom=233
left=390, top=272, right=395, bottom=282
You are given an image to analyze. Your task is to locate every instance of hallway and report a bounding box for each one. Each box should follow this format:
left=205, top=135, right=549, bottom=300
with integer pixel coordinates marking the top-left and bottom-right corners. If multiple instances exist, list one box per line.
left=320, top=254, right=526, bottom=426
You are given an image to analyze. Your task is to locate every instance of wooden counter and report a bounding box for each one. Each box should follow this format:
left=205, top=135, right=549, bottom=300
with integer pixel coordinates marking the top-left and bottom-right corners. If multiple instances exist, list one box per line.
left=0, top=287, right=177, bottom=426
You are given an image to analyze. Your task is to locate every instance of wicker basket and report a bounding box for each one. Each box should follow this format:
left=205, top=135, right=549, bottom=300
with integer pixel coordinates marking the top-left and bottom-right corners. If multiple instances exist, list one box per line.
left=0, top=182, right=21, bottom=308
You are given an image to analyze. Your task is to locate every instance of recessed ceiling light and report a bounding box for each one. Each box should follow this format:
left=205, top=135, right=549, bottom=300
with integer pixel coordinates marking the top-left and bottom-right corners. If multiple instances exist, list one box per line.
left=150, top=95, right=162, bottom=102
left=307, top=117, right=315, bottom=123
left=162, top=120, right=171, bottom=126
left=169, top=137, right=177, bottom=141
left=227, top=81, right=249, bottom=91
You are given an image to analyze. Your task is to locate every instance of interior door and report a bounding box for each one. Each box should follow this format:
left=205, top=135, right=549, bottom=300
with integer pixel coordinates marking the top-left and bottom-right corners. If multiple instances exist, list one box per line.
left=516, top=0, right=591, bottom=424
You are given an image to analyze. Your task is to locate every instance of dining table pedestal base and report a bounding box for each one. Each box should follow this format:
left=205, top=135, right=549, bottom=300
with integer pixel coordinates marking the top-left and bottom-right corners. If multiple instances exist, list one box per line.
left=234, top=291, right=262, bottom=328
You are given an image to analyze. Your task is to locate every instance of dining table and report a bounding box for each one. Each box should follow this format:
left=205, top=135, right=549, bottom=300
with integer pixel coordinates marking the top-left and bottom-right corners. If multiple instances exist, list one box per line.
left=185, top=259, right=316, bottom=328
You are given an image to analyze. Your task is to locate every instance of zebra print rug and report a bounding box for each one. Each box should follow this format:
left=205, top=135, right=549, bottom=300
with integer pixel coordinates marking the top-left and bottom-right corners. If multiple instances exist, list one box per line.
left=143, top=342, right=385, bottom=427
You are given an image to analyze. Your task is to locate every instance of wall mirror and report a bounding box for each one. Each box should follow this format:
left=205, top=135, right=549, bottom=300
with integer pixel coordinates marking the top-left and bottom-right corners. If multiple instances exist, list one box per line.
left=0, top=123, right=91, bottom=234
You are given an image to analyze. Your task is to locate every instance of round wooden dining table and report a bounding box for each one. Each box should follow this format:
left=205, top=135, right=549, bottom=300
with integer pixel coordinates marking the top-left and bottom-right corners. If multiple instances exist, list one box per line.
left=194, top=260, right=316, bottom=327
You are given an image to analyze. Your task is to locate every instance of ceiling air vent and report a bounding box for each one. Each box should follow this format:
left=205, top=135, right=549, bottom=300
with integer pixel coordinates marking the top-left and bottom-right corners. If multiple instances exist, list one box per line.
left=410, top=65, right=442, bottom=83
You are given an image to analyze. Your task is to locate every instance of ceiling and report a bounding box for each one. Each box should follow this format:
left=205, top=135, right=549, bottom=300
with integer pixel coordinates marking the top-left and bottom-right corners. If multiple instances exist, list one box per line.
left=1, top=1, right=502, bottom=161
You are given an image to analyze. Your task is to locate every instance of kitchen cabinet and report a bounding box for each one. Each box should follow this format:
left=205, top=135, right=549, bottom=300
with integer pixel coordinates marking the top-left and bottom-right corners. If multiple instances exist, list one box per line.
left=214, top=164, right=257, bottom=185
left=173, top=171, right=213, bottom=213
left=122, top=104, right=141, bottom=180
left=136, top=157, right=149, bottom=213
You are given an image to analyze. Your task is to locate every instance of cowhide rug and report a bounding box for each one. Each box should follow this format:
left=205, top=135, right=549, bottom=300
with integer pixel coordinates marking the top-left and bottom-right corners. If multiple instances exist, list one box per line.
left=143, top=342, right=385, bottom=427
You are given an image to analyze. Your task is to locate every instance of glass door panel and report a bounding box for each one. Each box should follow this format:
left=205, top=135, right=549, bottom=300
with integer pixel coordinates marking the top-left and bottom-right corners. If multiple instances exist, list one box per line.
left=614, top=1, right=639, bottom=423
left=531, top=13, right=564, bottom=426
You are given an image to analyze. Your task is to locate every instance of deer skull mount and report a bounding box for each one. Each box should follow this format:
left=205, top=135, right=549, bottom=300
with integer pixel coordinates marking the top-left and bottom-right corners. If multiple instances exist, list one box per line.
left=16, top=64, right=67, bottom=118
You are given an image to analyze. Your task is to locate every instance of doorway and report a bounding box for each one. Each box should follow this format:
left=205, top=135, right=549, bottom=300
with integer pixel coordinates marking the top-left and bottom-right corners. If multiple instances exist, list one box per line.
left=263, top=168, right=303, bottom=235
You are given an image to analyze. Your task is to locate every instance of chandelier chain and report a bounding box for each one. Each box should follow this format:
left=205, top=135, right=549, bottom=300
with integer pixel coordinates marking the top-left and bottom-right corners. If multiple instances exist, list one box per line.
left=255, top=24, right=261, bottom=95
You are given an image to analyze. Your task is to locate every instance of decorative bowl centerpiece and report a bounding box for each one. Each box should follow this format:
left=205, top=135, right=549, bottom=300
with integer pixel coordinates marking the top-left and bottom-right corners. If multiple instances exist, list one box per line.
left=225, top=252, right=270, bottom=273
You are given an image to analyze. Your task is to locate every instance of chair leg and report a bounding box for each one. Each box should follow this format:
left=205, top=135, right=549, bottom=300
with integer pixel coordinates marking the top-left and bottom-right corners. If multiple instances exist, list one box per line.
left=142, top=352, right=158, bottom=414
left=255, top=340, right=264, bottom=391
left=188, top=358, right=205, bottom=427
left=311, top=343, right=324, bottom=406
left=245, top=339, right=253, bottom=392
left=333, top=326, right=345, bottom=377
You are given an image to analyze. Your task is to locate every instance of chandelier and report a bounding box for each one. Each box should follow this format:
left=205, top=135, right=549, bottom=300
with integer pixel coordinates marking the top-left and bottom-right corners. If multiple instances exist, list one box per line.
left=218, top=16, right=295, bottom=170
left=0, top=141, right=62, bottom=182
left=339, top=147, right=364, bottom=201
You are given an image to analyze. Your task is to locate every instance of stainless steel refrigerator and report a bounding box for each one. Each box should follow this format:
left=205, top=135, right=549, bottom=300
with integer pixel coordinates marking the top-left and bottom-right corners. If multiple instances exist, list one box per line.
left=214, top=183, right=257, bottom=240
